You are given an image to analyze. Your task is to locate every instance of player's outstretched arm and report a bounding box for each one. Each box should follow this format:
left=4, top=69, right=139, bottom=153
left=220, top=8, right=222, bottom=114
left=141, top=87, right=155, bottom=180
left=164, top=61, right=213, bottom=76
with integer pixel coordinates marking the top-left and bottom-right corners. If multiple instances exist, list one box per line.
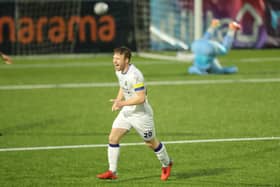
left=0, top=52, right=13, bottom=64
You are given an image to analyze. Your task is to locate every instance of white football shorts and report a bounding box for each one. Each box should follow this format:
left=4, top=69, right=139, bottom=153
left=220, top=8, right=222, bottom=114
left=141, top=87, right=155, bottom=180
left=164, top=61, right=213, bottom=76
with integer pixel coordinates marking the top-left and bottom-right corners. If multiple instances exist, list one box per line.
left=112, top=103, right=156, bottom=141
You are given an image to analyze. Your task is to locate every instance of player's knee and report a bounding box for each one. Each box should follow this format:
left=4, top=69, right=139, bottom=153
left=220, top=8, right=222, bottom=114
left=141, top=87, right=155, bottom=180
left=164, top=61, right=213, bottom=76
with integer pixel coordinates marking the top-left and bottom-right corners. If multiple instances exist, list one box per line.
left=145, top=141, right=153, bottom=149
left=144, top=138, right=159, bottom=149
left=108, top=134, right=119, bottom=144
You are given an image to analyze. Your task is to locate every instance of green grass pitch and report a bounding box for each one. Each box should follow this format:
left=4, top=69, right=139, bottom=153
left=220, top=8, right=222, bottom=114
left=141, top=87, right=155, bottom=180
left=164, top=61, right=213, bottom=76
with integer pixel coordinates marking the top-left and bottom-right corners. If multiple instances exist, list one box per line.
left=0, top=49, right=280, bottom=186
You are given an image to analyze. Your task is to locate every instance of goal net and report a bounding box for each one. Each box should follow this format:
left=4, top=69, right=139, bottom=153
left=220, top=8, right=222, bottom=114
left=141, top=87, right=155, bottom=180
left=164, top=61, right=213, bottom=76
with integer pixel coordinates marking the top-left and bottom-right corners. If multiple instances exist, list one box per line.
left=12, top=0, right=82, bottom=55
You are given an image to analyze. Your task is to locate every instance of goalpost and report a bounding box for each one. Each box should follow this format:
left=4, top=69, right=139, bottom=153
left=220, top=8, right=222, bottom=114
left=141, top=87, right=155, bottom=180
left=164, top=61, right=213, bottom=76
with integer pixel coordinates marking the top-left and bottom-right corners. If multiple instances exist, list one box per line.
left=135, top=0, right=203, bottom=61
left=194, top=0, right=203, bottom=40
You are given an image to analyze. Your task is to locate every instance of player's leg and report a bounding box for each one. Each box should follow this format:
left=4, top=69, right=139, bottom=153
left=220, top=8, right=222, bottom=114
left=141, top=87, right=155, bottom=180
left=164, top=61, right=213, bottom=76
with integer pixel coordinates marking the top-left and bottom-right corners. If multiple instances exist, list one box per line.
left=108, top=128, right=127, bottom=172
left=132, top=109, right=172, bottom=181
left=96, top=128, right=127, bottom=179
left=188, top=64, right=208, bottom=75
left=222, top=21, right=241, bottom=51
left=144, top=138, right=171, bottom=168
left=145, top=138, right=173, bottom=181
left=97, top=112, right=130, bottom=179
left=208, top=21, right=241, bottom=56
left=209, top=59, right=238, bottom=74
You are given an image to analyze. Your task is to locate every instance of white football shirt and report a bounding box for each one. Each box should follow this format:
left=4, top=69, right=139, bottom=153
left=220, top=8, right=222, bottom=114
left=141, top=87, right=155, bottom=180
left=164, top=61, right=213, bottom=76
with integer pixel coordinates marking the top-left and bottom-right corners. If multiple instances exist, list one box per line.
left=115, top=64, right=151, bottom=114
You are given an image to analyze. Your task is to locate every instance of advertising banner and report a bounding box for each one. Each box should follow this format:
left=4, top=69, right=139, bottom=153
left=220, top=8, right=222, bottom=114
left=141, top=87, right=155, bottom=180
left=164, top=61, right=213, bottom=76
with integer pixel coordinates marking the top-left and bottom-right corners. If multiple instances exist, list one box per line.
left=265, top=0, right=280, bottom=47
left=203, top=0, right=280, bottom=48
left=150, top=0, right=280, bottom=50
left=203, top=0, right=265, bottom=48
left=0, top=0, right=137, bottom=54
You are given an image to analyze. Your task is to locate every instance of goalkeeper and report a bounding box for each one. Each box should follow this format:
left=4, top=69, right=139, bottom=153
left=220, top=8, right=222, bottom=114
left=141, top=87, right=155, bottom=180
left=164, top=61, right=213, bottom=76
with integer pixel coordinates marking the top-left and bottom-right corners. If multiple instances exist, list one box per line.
left=188, top=19, right=240, bottom=75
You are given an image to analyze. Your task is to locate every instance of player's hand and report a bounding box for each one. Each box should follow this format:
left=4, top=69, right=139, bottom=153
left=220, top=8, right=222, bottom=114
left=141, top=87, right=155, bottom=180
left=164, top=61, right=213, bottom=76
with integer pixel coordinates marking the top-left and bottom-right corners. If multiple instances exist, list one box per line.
left=0, top=53, right=13, bottom=64
left=110, top=99, right=122, bottom=111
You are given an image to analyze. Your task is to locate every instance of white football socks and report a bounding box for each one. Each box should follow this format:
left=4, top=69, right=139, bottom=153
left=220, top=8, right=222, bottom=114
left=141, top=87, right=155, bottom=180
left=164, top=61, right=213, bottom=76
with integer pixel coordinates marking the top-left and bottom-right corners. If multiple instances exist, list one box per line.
left=154, top=142, right=171, bottom=167
left=108, top=142, right=170, bottom=172
left=108, top=144, right=120, bottom=173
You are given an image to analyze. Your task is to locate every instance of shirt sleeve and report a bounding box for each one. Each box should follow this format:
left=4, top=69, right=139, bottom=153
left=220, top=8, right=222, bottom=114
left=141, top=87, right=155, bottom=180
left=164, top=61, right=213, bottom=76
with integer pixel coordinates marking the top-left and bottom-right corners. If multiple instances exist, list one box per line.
left=132, top=71, right=145, bottom=92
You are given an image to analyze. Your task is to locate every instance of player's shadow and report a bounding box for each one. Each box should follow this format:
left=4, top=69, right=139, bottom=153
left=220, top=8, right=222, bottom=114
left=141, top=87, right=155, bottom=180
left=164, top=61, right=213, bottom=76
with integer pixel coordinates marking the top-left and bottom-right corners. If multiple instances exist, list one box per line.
left=0, top=115, right=110, bottom=137
left=103, top=168, right=233, bottom=183
left=0, top=115, right=78, bottom=136
left=0, top=118, right=65, bottom=134
left=175, top=167, right=233, bottom=179
left=109, top=174, right=159, bottom=183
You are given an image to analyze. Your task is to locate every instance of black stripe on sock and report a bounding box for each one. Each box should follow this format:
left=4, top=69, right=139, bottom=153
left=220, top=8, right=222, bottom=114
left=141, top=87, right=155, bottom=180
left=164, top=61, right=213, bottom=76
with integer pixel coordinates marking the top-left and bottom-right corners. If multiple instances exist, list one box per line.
left=154, top=142, right=163, bottom=152
left=109, top=144, right=120, bottom=148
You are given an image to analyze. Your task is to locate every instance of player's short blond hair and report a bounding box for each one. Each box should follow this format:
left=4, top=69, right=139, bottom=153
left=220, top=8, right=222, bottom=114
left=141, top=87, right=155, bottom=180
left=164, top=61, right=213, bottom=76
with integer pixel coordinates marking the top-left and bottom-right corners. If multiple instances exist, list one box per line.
left=114, top=46, right=131, bottom=62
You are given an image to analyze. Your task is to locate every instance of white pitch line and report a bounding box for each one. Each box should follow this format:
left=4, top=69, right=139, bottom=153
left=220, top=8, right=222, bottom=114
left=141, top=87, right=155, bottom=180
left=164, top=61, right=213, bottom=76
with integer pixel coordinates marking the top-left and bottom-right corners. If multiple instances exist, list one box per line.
left=0, top=61, right=182, bottom=69
left=239, top=57, right=280, bottom=62
left=0, top=137, right=279, bottom=152
left=1, top=78, right=280, bottom=91
left=0, top=62, right=112, bottom=69
left=0, top=82, right=118, bottom=90
left=1, top=56, right=280, bottom=69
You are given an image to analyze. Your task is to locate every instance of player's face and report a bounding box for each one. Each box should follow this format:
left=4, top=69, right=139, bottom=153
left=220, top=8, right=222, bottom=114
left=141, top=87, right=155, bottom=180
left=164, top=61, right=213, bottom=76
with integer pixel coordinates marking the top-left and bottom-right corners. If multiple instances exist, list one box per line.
left=113, top=52, right=129, bottom=72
